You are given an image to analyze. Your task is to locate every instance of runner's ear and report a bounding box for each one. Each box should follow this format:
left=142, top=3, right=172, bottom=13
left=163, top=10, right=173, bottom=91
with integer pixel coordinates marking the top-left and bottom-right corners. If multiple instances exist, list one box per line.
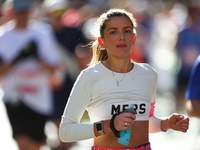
left=98, top=37, right=104, bottom=46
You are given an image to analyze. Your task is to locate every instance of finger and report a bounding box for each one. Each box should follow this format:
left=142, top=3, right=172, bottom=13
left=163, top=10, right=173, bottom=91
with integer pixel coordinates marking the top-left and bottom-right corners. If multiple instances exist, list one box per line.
left=179, top=118, right=190, bottom=123
left=178, top=114, right=189, bottom=121
left=170, top=114, right=180, bottom=122
left=177, top=122, right=189, bottom=129
left=124, top=122, right=129, bottom=127
left=173, top=114, right=184, bottom=120
left=180, top=128, right=188, bottom=133
left=123, top=117, right=135, bottom=124
left=178, top=120, right=189, bottom=125
left=122, top=113, right=136, bottom=120
left=122, top=122, right=131, bottom=130
left=178, top=124, right=189, bottom=130
left=177, top=123, right=189, bottom=132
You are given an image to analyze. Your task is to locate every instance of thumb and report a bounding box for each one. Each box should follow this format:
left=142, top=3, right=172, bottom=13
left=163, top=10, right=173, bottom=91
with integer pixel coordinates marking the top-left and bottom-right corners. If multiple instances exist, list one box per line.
left=172, top=113, right=184, bottom=121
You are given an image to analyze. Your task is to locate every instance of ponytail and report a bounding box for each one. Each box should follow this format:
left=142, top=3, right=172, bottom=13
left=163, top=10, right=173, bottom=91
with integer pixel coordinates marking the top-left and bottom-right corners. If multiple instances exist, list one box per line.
left=88, top=40, right=108, bottom=66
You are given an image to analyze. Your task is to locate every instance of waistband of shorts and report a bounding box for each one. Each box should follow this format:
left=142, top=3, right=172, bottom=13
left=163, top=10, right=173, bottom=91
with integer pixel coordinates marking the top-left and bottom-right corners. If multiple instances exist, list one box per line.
left=91, top=142, right=151, bottom=150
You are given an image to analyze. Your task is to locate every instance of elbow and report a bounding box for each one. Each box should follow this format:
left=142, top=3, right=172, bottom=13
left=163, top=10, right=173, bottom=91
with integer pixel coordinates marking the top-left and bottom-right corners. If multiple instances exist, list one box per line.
left=59, top=126, right=67, bottom=143
left=59, top=124, right=71, bottom=143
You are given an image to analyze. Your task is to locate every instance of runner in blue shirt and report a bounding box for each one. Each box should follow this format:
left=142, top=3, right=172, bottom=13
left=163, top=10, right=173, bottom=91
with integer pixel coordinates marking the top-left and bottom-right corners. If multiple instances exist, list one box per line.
left=186, top=55, right=200, bottom=117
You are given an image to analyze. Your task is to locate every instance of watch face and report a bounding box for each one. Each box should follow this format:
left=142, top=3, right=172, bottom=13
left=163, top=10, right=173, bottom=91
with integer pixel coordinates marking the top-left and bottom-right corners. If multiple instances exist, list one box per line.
left=96, top=122, right=103, bottom=131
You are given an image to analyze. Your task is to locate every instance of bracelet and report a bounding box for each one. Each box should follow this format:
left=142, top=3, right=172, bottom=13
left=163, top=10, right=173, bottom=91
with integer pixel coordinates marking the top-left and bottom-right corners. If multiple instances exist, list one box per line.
left=110, top=112, right=121, bottom=137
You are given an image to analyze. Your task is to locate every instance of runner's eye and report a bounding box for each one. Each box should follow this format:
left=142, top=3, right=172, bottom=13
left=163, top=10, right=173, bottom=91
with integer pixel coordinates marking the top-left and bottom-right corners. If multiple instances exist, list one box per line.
left=125, top=30, right=132, bottom=33
left=110, top=31, right=117, bottom=34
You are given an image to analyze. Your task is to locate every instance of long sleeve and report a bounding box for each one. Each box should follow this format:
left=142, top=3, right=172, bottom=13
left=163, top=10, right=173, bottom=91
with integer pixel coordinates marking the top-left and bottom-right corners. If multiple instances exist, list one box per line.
left=59, top=71, right=96, bottom=142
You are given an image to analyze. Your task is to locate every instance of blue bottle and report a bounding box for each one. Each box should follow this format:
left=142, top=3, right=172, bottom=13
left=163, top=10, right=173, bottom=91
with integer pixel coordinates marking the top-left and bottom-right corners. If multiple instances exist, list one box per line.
left=117, top=127, right=132, bottom=145
left=117, top=104, right=136, bottom=145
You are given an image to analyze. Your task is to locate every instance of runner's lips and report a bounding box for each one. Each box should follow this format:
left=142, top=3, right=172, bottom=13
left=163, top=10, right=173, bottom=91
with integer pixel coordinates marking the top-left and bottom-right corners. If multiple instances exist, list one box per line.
left=116, top=44, right=127, bottom=48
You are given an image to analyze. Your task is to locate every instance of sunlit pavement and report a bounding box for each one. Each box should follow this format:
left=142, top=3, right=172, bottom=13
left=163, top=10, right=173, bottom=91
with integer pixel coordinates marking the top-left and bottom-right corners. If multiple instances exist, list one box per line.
left=68, top=94, right=200, bottom=150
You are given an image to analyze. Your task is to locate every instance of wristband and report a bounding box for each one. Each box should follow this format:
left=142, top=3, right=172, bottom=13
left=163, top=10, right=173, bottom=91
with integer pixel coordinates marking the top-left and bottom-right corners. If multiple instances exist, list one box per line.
left=110, top=112, right=121, bottom=137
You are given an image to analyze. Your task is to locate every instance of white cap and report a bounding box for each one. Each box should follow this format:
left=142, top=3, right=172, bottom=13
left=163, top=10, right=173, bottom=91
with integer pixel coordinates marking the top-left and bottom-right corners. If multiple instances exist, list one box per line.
left=43, top=0, right=68, bottom=12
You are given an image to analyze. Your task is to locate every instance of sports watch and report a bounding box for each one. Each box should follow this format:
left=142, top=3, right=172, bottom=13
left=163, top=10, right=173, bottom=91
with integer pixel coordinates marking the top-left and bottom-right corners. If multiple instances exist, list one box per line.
left=96, top=121, right=105, bottom=135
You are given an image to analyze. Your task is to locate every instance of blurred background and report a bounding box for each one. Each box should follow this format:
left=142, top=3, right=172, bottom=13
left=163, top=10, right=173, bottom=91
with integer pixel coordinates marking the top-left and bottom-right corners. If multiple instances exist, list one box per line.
left=0, top=0, right=200, bottom=150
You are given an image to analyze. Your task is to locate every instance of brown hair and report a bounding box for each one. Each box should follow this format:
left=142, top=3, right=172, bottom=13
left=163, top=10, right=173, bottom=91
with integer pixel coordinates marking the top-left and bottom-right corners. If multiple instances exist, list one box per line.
left=89, top=8, right=137, bottom=66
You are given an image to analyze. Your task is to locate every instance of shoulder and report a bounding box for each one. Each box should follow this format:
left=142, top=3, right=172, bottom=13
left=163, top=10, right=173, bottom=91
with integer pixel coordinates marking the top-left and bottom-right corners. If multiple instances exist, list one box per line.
left=72, top=63, right=100, bottom=88
left=78, top=62, right=105, bottom=80
left=29, top=19, right=53, bottom=34
left=0, top=26, right=6, bottom=37
left=27, top=20, right=55, bottom=41
left=135, top=62, right=157, bottom=73
left=0, top=21, right=14, bottom=37
left=134, top=62, right=158, bottom=80
left=81, top=63, right=101, bottom=75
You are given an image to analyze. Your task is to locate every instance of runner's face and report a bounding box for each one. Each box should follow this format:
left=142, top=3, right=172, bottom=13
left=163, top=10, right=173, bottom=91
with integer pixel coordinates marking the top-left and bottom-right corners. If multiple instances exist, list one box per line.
left=14, top=11, right=30, bottom=28
left=102, top=16, right=134, bottom=58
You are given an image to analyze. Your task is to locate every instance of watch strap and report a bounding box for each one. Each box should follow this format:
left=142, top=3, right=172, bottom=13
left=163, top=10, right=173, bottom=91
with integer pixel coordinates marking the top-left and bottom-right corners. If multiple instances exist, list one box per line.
left=96, top=121, right=105, bottom=135
left=98, top=129, right=105, bottom=135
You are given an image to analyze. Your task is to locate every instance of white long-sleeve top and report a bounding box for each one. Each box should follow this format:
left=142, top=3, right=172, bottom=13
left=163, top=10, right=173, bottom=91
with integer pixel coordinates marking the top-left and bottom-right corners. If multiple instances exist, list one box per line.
left=59, top=61, right=158, bottom=142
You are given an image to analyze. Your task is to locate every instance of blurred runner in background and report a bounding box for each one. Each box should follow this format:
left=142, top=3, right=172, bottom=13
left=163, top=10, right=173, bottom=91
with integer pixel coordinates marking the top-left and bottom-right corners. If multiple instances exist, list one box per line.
left=0, top=0, right=60, bottom=149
